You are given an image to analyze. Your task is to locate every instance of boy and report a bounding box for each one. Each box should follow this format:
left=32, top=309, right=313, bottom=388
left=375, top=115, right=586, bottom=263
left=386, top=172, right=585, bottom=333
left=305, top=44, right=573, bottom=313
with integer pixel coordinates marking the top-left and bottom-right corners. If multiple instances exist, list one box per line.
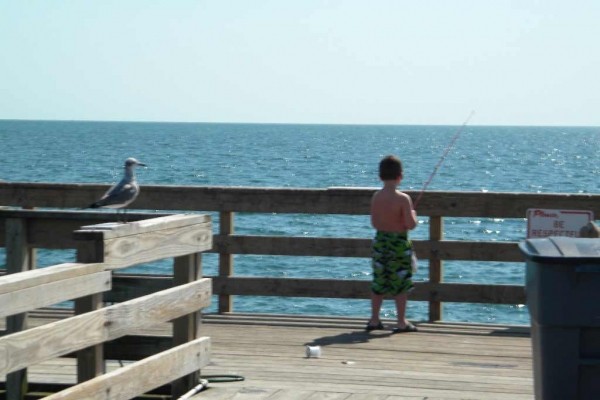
left=367, top=155, right=418, bottom=333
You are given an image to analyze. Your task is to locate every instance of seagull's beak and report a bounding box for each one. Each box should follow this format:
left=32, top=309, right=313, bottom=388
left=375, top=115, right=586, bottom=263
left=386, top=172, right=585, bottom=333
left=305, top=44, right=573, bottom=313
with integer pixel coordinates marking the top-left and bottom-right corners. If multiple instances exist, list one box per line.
left=137, top=162, right=147, bottom=167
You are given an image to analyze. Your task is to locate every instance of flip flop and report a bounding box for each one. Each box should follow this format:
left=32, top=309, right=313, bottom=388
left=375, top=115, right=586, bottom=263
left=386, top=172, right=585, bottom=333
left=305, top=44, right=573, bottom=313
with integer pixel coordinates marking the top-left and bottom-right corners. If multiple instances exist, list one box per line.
left=365, top=321, right=384, bottom=332
left=392, top=323, right=418, bottom=334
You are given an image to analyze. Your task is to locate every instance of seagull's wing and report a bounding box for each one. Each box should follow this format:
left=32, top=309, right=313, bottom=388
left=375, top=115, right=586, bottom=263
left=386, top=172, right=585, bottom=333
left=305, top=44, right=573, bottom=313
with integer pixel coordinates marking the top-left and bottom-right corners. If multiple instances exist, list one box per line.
left=102, top=178, right=128, bottom=198
left=90, top=179, right=139, bottom=208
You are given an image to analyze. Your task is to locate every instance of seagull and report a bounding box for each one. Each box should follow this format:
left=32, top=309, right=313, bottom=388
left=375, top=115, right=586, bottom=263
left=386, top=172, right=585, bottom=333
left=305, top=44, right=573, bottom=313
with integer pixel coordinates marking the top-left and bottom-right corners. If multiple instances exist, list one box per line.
left=88, top=158, right=146, bottom=220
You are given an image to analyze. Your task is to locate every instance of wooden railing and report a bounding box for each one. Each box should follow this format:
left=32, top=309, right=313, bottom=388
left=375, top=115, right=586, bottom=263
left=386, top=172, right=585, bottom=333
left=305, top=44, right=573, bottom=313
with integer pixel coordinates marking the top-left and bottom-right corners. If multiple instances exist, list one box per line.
left=0, top=212, right=212, bottom=400
left=1, top=182, right=599, bottom=325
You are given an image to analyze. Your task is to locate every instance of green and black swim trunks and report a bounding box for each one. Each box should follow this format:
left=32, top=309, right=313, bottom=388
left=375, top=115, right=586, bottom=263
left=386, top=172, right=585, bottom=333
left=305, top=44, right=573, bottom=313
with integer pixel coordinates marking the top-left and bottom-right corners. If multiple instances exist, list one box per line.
left=371, top=231, right=414, bottom=295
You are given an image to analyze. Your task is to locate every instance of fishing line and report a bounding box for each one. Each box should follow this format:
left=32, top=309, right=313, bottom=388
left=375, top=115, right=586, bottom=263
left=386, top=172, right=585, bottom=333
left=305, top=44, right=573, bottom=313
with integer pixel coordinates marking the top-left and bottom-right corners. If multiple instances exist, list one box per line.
left=413, top=111, right=475, bottom=208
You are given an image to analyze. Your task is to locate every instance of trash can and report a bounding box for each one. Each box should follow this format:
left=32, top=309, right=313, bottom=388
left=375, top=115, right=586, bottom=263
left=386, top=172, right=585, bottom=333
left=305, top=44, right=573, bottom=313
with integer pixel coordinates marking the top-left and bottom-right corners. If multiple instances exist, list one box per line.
left=519, top=237, right=600, bottom=400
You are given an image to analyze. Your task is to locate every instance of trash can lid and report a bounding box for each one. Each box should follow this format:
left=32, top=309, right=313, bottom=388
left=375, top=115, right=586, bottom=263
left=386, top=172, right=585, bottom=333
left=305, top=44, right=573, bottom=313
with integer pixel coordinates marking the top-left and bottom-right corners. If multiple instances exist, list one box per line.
left=519, top=237, right=600, bottom=263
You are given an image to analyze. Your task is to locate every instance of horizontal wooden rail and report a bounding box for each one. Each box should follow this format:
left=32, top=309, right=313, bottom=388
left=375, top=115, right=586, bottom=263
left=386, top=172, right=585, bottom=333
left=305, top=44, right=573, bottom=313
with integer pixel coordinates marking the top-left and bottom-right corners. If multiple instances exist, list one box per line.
left=73, top=214, right=212, bottom=269
left=0, top=211, right=173, bottom=249
left=97, top=274, right=526, bottom=306
left=1, top=182, right=599, bottom=217
left=210, top=276, right=526, bottom=304
left=0, top=225, right=524, bottom=262
left=0, top=269, right=111, bottom=318
left=90, top=275, right=525, bottom=304
left=0, top=263, right=104, bottom=295
left=44, top=337, right=211, bottom=400
left=212, top=235, right=524, bottom=262
left=0, top=277, right=211, bottom=376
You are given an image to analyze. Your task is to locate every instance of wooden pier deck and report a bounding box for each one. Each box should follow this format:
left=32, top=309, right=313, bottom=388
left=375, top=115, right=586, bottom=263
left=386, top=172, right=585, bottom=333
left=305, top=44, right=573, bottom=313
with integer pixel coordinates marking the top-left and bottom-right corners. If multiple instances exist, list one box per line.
left=3, top=313, right=533, bottom=400
left=194, top=314, right=533, bottom=400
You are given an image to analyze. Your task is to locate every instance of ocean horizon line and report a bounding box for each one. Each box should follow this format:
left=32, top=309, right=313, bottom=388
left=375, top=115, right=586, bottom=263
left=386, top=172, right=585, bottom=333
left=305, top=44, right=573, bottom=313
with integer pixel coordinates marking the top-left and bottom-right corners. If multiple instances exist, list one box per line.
left=1, top=118, right=599, bottom=129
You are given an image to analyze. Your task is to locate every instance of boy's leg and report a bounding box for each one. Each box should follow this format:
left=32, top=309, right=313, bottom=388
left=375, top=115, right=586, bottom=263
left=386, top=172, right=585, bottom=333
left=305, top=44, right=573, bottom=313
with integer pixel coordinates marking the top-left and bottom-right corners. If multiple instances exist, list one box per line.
left=369, top=293, right=384, bottom=325
left=394, top=292, right=409, bottom=328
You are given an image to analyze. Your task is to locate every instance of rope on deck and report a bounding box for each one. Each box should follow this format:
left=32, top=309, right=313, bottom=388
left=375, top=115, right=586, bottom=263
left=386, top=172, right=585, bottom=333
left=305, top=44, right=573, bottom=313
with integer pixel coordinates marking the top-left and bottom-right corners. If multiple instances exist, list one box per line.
left=177, top=375, right=245, bottom=399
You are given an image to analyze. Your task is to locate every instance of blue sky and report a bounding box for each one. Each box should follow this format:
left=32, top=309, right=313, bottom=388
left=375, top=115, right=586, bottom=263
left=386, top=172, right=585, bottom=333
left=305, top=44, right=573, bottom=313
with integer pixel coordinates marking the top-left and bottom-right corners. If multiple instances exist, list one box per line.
left=1, top=1, right=599, bottom=126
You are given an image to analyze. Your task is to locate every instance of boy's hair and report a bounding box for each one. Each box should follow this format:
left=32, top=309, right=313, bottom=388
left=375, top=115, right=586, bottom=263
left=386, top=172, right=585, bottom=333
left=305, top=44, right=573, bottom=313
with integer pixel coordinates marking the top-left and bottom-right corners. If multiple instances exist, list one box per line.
left=379, top=155, right=403, bottom=180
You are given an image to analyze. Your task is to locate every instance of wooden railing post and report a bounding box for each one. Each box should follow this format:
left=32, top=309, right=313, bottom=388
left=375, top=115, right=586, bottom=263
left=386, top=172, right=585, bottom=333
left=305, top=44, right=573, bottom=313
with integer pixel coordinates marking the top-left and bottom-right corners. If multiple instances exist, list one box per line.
left=5, top=218, right=31, bottom=400
left=218, top=211, right=234, bottom=313
left=23, top=206, right=37, bottom=271
left=75, top=239, right=106, bottom=382
left=171, top=253, right=203, bottom=398
left=429, top=216, right=444, bottom=322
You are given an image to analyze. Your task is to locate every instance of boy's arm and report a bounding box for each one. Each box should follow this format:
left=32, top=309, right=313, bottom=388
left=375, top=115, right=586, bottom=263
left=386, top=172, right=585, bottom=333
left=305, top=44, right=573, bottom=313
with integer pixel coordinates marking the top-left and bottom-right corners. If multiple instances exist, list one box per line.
left=402, top=193, right=418, bottom=230
left=369, top=191, right=379, bottom=228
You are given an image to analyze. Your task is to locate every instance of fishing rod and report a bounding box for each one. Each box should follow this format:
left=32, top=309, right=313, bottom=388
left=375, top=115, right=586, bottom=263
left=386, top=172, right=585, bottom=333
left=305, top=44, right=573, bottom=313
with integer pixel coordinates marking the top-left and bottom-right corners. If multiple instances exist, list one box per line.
left=413, top=111, right=475, bottom=208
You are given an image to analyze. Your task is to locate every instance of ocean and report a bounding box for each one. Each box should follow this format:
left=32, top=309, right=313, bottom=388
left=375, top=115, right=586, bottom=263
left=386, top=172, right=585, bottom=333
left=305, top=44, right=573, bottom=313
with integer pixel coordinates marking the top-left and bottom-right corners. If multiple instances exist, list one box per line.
left=1, top=120, right=598, bottom=325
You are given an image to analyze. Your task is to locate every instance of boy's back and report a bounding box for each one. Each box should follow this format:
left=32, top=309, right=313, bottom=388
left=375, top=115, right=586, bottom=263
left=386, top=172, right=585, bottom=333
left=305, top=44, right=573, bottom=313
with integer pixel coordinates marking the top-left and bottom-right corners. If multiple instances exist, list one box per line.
left=371, top=187, right=416, bottom=232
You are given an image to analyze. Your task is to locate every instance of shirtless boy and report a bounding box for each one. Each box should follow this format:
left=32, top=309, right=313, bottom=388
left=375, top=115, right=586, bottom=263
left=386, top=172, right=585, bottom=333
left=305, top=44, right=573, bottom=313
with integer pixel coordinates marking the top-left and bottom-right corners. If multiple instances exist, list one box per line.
left=367, top=155, right=418, bottom=333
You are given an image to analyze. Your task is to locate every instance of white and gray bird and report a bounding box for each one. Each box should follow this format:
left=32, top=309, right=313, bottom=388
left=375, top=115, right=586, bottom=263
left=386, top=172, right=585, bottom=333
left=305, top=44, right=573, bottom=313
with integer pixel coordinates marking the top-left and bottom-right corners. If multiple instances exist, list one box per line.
left=88, top=158, right=146, bottom=211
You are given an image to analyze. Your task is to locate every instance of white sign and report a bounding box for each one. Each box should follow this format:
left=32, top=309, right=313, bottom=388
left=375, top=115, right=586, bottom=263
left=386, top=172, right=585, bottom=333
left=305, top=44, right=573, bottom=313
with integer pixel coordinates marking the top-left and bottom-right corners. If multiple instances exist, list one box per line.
left=526, top=209, right=594, bottom=238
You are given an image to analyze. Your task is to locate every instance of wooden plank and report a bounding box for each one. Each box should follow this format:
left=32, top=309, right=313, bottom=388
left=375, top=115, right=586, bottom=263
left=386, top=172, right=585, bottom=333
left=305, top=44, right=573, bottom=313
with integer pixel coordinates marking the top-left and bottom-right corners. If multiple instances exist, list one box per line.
left=345, top=394, right=389, bottom=400
left=212, top=276, right=368, bottom=299
left=5, top=218, right=29, bottom=275
left=73, top=215, right=212, bottom=269
left=74, top=230, right=108, bottom=383
left=0, top=210, right=172, bottom=248
left=0, top=209, right=171, bottom=221
left=304, top=392, right=353, bottom=400
left=203, top=387, right=279, bottom=400
left=266, top=389, right=323, bottom=400
left=173, top=253, right=202, bottom=345
left=210, top=277, right=526, bottom=304
left=214, top=235, right=371, bottom=257
left=5, top=217, right=31, bottom=400
left=137, top=186, right=373, bottom=215
left=0, top=278, right=212, bottom=376
left=423, top=282, right=526, bottom=304
left=43, top=337, right=211, bottom=400
left=101, top=223, right=212, bottom=269
left=172, top=253, right=203, bottom=398
left=0, top=263, right=104, bottom=295
left=100, top=273, right=527, bottom=306
left=2, top=182, right=598, bottom=217
left=104, top=271, right=527, bottom=307
left=74, top=214, right=211, bottom=240
left=429, top=216, right=444, bottom=322
left=0, top=271, right=111, bottom=318
left=219, top=211, right=235, bottom=313
left=21, top=206, right=39, bottom=273
left=75, top=293, right=105, bottom=382
left=421, top=239, right=523, bottom=262
left=212, top=235, right=524, bottom=262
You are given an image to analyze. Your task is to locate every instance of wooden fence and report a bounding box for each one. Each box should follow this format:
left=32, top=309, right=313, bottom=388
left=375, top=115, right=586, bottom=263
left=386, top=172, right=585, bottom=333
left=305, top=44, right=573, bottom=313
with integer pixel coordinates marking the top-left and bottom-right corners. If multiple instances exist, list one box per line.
left=1, top=182, right=599, bottom=326
left=0, top=212, right=213, bottom=400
